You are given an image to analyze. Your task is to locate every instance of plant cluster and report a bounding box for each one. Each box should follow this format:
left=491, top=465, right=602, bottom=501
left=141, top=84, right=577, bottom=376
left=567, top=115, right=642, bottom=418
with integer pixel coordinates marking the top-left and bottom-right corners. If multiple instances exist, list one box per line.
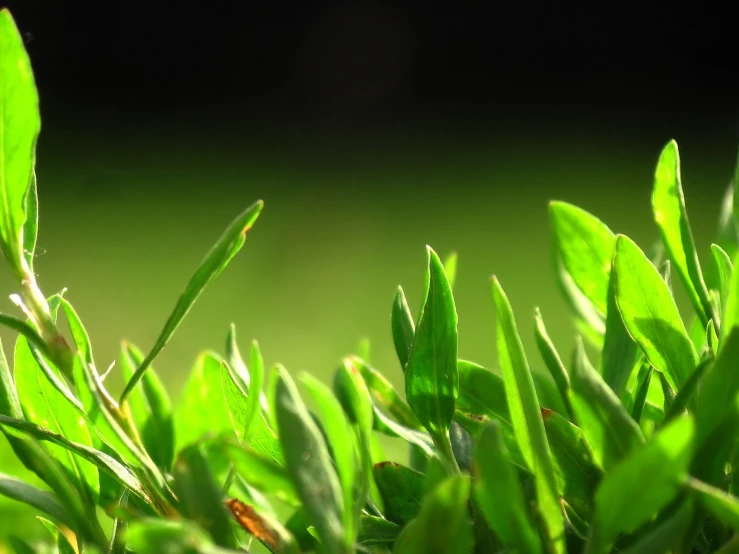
left=3, top=8, right=739, bottom=554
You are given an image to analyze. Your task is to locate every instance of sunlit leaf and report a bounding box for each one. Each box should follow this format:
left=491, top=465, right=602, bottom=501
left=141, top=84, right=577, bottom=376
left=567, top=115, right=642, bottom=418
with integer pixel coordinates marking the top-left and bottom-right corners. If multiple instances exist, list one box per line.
left=613, top=234, right=699, bottom=392
left=120, top=200, right=264, bottom=403
left=491, top=276, right=564, bottom=552
left=473, top=420, right=542, bottom=554
left=653, top=140, right=714, bottom=327
left=534, top=308, right=573, bottom=419
left=405, top=246, right=458, bottom=456
left=586, top=415, right=695, bottom=554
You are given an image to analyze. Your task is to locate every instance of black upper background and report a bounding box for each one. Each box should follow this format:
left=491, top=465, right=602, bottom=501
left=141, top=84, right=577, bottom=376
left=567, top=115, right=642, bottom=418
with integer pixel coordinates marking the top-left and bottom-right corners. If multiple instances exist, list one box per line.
left=4, top=2, right=739, bottom=138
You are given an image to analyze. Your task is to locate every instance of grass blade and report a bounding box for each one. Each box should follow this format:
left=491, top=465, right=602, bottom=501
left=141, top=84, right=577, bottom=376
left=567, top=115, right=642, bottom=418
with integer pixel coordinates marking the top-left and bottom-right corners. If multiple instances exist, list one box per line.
left=120, top=200, right=264, bottom=403
left=350, top=356, right=421, bottom=429
left=712, top=243, right=734, bottom=322
left=391, top=286, right=415, bottom=372
left=14, top=335, right=100, bottom=506
left=0, top=472, right=72, bottom=528
left=120, top=341, right=174, bottom=471
left=0, top=414, right=153, bottom=505
left=274, top=366, right=346, bottom=554
left=549, top=201, right=616, bottom=315
left=0, top=9, right=39, bottom=269
left=534, top=308, right=573, bottom=419
left=653, top=140, right=714, bottom=328
left=172, top=444, right=238, bottom=548
left=613, top=234, right=699, bottom=392
left=405, top=246, right=459, bottom=465
left=299, top=371, right=358, bottom=547
left=491, top=276, right=564, bottom=552
left=585, top=415, right=695, bottom=554
left=473, top=420, right=543, bottom=554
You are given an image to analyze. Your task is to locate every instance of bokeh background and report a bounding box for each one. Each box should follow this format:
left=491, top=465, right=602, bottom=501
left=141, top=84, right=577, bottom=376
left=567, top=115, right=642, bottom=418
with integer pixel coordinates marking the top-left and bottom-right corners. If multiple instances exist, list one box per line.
left=1, top=0, right=738, bottom=545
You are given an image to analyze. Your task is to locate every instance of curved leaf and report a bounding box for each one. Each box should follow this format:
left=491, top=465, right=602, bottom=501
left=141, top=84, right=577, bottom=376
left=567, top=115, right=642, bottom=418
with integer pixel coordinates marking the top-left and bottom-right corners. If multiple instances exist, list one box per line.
left=653, top=140, right=713, bottom=327
left=491, top=276, right=564, bottom=552
left=391, top=286, right=415, bottom=372
left=0, top=472, right=72, bottom=528
left=121, top=199, right=264, bottom=403
left=613, top=234, right=698, bottom=392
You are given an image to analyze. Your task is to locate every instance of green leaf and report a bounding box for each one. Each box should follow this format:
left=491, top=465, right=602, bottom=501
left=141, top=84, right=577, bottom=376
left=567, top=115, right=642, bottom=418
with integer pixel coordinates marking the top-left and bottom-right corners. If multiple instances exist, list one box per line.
left=350, top=356, right=421, bottom=429
left=653, top=139, right=714, bottom=327
left=299, top=372, right=358, bottom=546
left=491, top=276, right=564, bottom=552
left=616, top=497, right=695, bottom=554
left=0, top=472, right=72, bottom=528
left=219, top=356, right=283, bottom=465
left=22, top=171, right=37, bottom=272
left=0, top=414, right=153, bottom=505
left=405, top=246, right=459, bottom=453
left=357, top=514, right=401, bottom=546
left=221, top=440, right=298, bottom=506
left=542, top=410, right=603, bottom=519
left=696, top=327, right=739, bottom=449
left=333, top=359, right=374, bottom=532
left=120, top=200, right=264, bottom=403
left=613, top=234, right=699, bottom=392
left=6, top=536, right=37, bottom=554
left=629, top=363, right=652, bottom=425
left=473, top=420, right=542, bottom=553
left=443, top=251, right=458, bottom=290
left=586, top=415, right=695, bottom=554
left=600, top=262, right=641, bottom=401
left=568, top=337, right=644, bottom=470
left=549, top=201, right=617, bottom=315
left=687, top=477, right=739, bottom=531
left=176, top=351, right=234, bottom=451
left=38, top=517, right=76, bottom=554
left=712, top=244, right=734, bottom=319
left=393, top=474, right=473, bottom=554
left=391, top=286, right=415, bottom=372
left=532, top=371, right=568, bottom=417
left=0, top=313, right=59, bottom=374
left=553, top=251, right=605, bottom=342
left=119, top=341, right=174, bottom=471
left=14, top=335, right=100, bottom=506
left=534, top=308, right=573, bottom=419
left=172, top=444, right=238, bottom=548
left=0, top=9, right=40, bottom=268
left=372, top=462, right=424, bottom=526
left=456, top=360, right=509, bottom=422
left=225, top=326, right=270, bottom=415
left=108, top=490, right=129, bottom=554
left=274, top=366, right=346, bottom=554
left=663, top=357, right=711, bottom=425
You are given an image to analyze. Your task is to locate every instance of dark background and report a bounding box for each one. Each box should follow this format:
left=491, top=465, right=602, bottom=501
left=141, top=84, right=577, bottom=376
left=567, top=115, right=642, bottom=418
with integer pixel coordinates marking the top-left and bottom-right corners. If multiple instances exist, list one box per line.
left=6, top=2, right=739, bottom=133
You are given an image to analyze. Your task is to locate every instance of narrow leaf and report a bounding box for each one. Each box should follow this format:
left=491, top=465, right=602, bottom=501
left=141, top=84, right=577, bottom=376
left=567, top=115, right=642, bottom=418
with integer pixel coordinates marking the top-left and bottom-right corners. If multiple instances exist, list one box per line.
left=121, top=200, right=264, bottom=403
left=38, top=517, right=76, bottom=554
left=391, top=286, right=415, bottom=372
left=443, top=251, right=458, bottom=290
left=405, top=246, right=458, bottom=444
left=568, top=337, right=644, bottom=470
left=491, top=276, right=564, bottom=552
left=653, top=139, right=714, bottom=326
left=0, top=472, right=72, bottom=528
left=713, top=243, right=734, bottom=322
left=274, top=366, right=346, bottom=554
left=0, top=9, right=39, bottom=267
left=473, top=420, right=542, bottom=554
left=534, top=308, right=573, bottom=419
left=120, top=341, right=174, bottom=470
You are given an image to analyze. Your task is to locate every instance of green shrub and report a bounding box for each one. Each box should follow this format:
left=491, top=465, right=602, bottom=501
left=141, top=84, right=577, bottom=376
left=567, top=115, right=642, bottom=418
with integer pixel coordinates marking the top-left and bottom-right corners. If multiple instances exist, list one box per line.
left=2, top=7, right=739, bottom=554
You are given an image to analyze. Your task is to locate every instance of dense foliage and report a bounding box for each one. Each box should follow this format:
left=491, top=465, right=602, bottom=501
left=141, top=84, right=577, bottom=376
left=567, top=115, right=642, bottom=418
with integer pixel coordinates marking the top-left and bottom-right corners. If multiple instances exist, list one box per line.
left=3, top=8, right=739, bottom=554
